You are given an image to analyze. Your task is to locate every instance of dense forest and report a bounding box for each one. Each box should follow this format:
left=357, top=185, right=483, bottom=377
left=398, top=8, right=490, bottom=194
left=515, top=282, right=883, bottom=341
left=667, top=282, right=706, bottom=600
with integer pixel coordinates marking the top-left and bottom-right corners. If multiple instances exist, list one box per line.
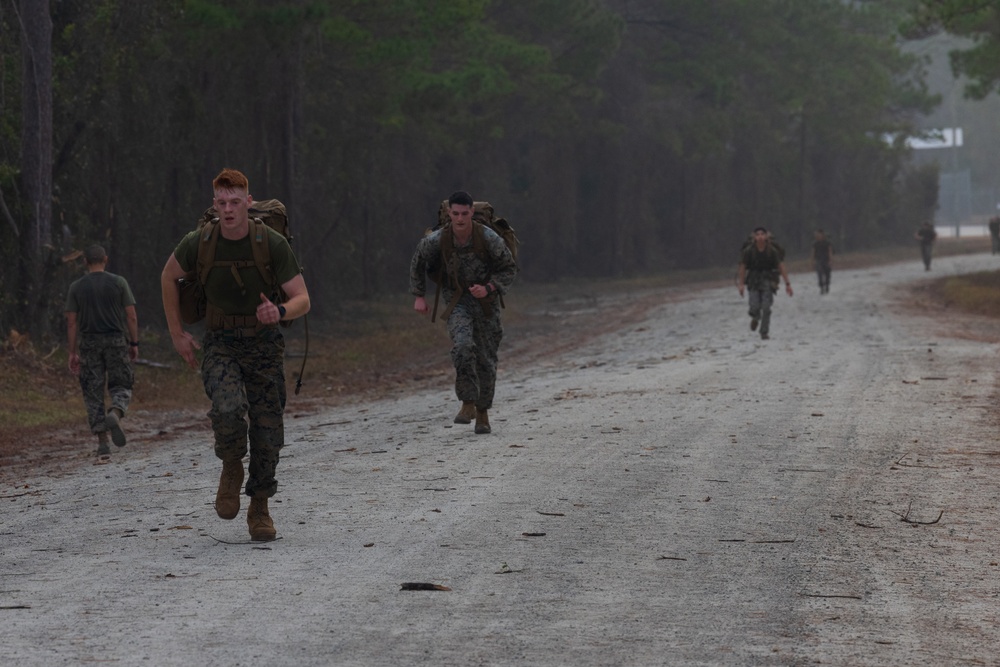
left=0, top=0, right=960, bottom=340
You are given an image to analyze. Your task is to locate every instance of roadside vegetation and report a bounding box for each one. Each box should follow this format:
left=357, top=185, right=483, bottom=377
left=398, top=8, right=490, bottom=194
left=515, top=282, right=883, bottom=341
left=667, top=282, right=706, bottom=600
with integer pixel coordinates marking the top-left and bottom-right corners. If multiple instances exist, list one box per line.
left=0, top=238, right=992, bottom=449
left=2, top=1, right=941, bottom=344
left=925, top=270, right=1000, bottom=316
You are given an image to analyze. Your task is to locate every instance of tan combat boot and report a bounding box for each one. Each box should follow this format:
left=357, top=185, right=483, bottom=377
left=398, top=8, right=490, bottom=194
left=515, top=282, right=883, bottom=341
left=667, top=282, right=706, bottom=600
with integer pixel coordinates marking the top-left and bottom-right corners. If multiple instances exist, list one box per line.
left=105, top=408, right=126, bottom=448
left=454, top=401, right=476, bottom=424
left=97, top=432, right=111, bottom=457
left=247, top=495, right=277, bottom=541
left=215, top=459, right=244, bottom=520
left=475, top=409, right=491, bottom=434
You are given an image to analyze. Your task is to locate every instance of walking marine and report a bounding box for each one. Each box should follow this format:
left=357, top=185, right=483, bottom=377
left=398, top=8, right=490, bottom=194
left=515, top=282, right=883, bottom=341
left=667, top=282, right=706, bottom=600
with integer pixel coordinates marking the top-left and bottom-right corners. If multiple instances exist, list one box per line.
left=811, top=229, right=833, bottom=294
left=738, top=227, right=793, bottom=340
left=65, top=244, right=139, bottom=457
left=160, top=168, right=311, bottom=541
left=410, top=191, right=518, bottom=433
left=915, top=221, right=937, bottom=271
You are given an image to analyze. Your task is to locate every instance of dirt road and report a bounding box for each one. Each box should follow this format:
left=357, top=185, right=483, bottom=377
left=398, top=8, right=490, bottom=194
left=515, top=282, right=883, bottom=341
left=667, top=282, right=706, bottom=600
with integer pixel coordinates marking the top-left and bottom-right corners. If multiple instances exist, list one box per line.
left=3, top=253, right=1000, bottom=666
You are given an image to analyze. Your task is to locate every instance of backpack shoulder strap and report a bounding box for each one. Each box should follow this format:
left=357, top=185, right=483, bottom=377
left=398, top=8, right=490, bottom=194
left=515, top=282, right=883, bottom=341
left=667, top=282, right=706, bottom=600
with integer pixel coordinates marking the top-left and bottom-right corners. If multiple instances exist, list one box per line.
left=196, top=220, right=221, bottom=285
left=472, top=221, right=487, bottom=261
left=438, top=223, right=456, bottom=284
left=197, top=219, right=276, bottom=288
left=250, top=218, right=275, bottom=287
left=439, top=222, right=454, bottom=257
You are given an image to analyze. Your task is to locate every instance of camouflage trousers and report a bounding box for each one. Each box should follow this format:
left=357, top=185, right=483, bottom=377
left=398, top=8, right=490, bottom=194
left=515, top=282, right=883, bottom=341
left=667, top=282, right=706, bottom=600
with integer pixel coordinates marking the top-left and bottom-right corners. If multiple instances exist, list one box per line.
left=815, top=261, right=831, bottom=292
left=78, top=333, right=133, bottom=435
left=447, top=295, right=504, bottom=410
left=747, top=288, right=774, bottom=336
left=201, top=328, right=286, bottom=498
left=920, top=243, right=933, bottom=270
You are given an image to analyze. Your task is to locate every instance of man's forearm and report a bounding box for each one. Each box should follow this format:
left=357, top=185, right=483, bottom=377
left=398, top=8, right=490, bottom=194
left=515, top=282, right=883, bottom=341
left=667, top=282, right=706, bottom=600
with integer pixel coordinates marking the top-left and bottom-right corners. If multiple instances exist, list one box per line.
left=280, top=293, right=311, bottom=321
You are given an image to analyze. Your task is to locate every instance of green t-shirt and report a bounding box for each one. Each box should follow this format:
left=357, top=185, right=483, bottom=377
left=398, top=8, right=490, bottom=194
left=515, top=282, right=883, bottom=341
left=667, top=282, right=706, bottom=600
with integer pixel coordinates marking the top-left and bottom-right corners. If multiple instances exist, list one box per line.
left=65, top=271, right=136, bottom=334
left=174, top=225, right=301, bottom=316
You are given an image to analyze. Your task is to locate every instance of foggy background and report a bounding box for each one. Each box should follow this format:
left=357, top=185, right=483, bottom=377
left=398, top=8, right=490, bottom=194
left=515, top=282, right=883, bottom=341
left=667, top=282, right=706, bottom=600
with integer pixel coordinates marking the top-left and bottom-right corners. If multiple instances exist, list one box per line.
left=2, top=1, right=993, bottom=340
left=907, top=34, right=1000, bottom=235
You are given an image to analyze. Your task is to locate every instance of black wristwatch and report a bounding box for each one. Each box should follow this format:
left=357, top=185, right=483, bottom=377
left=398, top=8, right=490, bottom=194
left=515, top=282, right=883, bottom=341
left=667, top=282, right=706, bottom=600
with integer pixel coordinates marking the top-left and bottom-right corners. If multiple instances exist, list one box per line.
left=128, top=341, right=139, bottom=347
left=277, top=305, right=287, bottom=318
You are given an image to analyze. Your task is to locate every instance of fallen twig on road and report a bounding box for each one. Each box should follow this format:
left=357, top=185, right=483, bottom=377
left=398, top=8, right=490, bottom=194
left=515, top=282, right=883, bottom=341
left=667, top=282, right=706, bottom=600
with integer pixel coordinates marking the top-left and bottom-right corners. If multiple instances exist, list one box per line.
left=894, top=453, right=940, bottom=469
left=0, top=490, right=44, bottom=499
left=890, top=500, right=944, bottom=525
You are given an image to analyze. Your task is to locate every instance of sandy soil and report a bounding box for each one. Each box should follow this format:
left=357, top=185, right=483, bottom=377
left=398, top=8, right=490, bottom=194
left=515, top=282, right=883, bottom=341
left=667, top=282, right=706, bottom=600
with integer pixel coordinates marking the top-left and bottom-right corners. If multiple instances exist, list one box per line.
left=3, top=253, right=1000, bottom=666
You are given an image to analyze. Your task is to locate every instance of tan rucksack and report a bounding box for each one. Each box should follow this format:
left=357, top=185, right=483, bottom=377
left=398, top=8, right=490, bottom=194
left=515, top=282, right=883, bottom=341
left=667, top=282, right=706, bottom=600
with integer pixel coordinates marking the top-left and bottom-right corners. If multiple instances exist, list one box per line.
left=177, top=199, right=292, bottom=326
left=434, top=200, right=519, bottom=267
left=176, top=198, right=309, bottom=394
left=424, top=200, right=519, bottom=322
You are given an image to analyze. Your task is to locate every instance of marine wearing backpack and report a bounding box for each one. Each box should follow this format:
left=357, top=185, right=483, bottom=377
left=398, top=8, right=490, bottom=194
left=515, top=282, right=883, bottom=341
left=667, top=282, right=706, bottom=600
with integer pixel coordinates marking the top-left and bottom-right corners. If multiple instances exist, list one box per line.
left=737, top=226, right=793, bottom=340
left=423, top=199, right=519, bottom=322
left=160, top=168, right=312, bottom=544
left=177, top=199, right=292, bottom=327
left=740, top=240, right=783, bottom=293
left=410, top=191, right=519, bottom=435
left=176, top=197, right=309, bottom=395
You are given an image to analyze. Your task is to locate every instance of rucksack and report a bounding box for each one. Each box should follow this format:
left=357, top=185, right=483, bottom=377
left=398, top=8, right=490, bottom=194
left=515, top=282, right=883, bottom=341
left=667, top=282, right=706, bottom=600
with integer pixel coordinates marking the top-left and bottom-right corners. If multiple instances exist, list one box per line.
left=740, top=235, right=784, bottom=262
left=178, top=199, right=292, bottom=327
left=435, top=200, right=519, bottom=266
left=740, top=241, right=783, bottom=293
left=177, top=198, right=310, bottom=394
left=425, top=200, right=519, bottom=322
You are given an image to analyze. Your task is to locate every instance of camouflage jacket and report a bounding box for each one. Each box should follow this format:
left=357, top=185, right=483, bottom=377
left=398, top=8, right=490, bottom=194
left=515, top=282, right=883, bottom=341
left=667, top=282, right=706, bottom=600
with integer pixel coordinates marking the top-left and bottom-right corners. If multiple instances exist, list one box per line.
left=741, top=243, right=782, bottom=292
left=410, top=224, right=517, bottom=301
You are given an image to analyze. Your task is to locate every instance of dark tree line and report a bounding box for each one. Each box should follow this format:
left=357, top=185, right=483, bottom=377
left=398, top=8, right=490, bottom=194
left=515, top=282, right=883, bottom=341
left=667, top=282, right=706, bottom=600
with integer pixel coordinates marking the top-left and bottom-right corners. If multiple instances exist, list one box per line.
left=1, top=0, right=940, bottom=340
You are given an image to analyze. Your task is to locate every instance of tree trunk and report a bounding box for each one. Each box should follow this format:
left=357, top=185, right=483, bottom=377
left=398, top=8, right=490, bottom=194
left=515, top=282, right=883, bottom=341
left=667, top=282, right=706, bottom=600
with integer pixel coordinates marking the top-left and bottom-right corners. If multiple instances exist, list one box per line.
left=17, top=0, right=53, bottom=337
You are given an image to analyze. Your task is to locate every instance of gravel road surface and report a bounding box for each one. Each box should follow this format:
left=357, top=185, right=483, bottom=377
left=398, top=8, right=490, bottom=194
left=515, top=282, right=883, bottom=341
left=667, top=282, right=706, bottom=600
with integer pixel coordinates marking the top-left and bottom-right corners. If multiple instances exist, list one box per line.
left=3, top=253, right=1000, bottom=666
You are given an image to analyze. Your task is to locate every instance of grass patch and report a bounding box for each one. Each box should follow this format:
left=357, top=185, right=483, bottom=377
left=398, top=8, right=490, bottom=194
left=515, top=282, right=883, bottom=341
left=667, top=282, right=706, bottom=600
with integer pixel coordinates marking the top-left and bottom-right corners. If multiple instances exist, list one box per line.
left=0, top=359, right=82, bottom=430
left=926, top=270, right=1000, bottom=318
left=1, top=236, right=992, bottom=447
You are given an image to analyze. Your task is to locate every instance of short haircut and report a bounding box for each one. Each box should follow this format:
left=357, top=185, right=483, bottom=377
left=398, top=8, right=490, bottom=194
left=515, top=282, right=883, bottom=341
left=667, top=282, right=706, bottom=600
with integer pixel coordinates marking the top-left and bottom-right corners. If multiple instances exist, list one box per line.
left=448, top=190, right=474, bottom=208
left=84, top=244, right=107, bottom=264
left=213, top=168, right=249, bottom=192
left=753, top=226, right=768, bottom=234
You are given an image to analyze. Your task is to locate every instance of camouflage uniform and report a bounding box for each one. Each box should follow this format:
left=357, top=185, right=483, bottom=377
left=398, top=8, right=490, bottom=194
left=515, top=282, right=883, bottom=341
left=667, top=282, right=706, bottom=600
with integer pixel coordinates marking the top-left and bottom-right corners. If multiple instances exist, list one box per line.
left=410, top=224, right=517, bottom=410
left=65, top=271, right=136, bottom=436
left=173, top=226, right=301, bottom=498
left=201, top=329, right=285, bottom=498
left=78, top=333, right=133, bottom=434
left=741, top=244, right=781, bottom=337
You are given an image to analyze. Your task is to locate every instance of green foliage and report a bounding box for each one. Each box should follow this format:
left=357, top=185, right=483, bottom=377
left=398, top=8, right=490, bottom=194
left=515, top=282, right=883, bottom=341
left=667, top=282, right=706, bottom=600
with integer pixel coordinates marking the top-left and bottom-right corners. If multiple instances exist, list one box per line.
left=911, top=0, right=1000, bottom=97
left=936, top=270, right=1000, bottom=315
left=0, top=0, right=939, bottom=337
